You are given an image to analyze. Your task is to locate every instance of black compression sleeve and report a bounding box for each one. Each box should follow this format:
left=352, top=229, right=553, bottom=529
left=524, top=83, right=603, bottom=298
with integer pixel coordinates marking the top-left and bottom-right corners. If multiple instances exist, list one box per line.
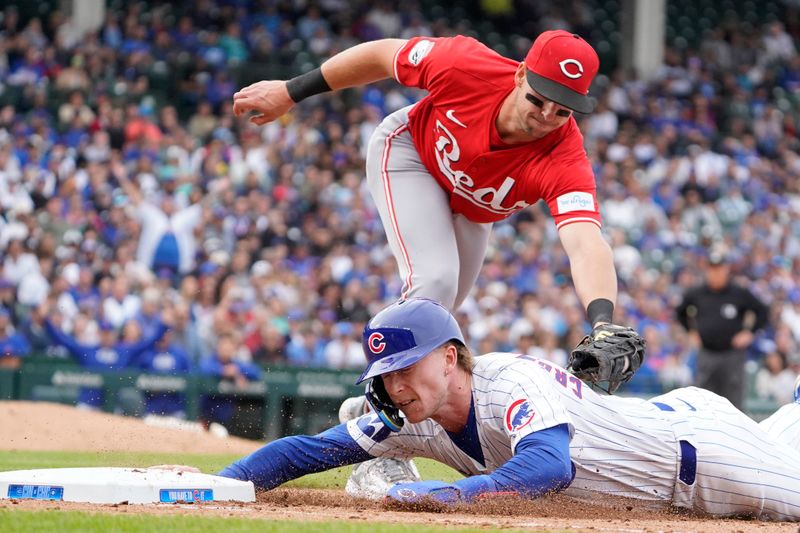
left=285, top=68, right=332, bottom=103
left=587, top=298, right=614, bottom=326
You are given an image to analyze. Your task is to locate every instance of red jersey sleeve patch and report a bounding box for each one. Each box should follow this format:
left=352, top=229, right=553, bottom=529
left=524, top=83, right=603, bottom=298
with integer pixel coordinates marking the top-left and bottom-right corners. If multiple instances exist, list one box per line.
left=548, top=189, right=602, bottom=229
left=394, top=37, right=441, bottom=88
left=541, top=145, right=601, bottom=229
left=395, top=36, right=482, bottom=92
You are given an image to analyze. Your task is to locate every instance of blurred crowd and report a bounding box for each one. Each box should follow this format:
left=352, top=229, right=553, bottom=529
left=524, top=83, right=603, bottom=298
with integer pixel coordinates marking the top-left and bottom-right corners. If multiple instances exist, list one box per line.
left=1, top=1, right=800, bottom=412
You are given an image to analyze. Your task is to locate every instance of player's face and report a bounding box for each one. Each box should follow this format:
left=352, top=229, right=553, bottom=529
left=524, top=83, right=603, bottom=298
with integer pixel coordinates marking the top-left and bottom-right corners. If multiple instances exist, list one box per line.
left=515, top=78, right=572, bottom=137
left=381, top=347, right=450, bottom=424
left=519, top=86, right=572, bottom=134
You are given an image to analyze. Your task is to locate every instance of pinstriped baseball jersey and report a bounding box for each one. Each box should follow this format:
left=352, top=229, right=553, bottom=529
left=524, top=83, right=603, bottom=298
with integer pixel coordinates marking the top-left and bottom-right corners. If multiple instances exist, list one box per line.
left=759, top=402, right=800, bottom=451
left=650, top=386, right=800, bottom=518
left=346, top=352, right=800, bottom=520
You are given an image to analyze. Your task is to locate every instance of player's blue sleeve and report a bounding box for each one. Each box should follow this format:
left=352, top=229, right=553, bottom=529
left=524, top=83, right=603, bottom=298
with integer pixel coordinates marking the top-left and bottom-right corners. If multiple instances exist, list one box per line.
left=453, top=423, right=573, bottom=500
left=218, top=423, right=372, bottom=489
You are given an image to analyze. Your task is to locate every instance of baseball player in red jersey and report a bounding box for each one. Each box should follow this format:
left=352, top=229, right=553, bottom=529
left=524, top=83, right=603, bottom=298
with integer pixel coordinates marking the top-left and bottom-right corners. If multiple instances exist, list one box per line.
left=234, top=30, right=645, bottom=493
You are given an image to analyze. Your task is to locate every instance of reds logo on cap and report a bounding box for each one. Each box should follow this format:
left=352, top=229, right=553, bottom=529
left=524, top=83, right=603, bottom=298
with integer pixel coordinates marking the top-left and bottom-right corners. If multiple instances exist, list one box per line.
left=368, top=332, right=386, bottom=354
left=558, top=59, right=584, bottom=79
left=524, top=30, right=599, bottom=114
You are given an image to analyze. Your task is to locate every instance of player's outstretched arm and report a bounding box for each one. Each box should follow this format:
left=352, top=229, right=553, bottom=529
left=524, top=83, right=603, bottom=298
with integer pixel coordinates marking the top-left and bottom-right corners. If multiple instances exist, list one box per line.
left=218, top=423, right=373, bottom=490
left=232, top=39, right=406, bottom=126
left=557, top=222, right=617, bottom=312
left=557, top=222, right=645, bottom=392
left=386, top=424, right=573, bottom=507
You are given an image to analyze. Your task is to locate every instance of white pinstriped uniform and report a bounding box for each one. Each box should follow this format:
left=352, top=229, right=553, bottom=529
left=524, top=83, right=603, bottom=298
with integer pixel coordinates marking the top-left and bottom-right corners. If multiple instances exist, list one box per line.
left=759, top=403, right=800, bottom=451
left=347, top=352, right=800, bottom=520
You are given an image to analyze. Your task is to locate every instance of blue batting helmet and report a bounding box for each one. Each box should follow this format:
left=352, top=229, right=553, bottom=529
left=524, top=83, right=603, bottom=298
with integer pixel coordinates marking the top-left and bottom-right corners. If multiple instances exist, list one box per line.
left=356, top=298, right=464, bottom=384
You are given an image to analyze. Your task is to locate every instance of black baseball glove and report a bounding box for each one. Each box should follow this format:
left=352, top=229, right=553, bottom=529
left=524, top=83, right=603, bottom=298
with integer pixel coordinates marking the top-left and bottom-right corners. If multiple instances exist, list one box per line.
left=567, top=323, right=645, bottom=393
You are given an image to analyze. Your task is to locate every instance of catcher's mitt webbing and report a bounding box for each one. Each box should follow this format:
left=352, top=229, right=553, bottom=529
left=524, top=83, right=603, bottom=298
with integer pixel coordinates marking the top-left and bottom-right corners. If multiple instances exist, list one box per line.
left=568, top=324, right=645, bottom=393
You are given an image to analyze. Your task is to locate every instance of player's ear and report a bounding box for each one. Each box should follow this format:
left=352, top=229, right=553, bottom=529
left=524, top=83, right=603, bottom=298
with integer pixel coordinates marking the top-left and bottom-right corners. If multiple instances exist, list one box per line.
left=515, top=62, right=526, bottom=87
left=443, top=344, right=458, bottom=375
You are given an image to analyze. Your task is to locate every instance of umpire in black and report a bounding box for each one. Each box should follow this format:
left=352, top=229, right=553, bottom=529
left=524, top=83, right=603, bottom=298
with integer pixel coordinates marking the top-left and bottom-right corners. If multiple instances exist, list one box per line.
left=675, top=248, right=769, bottom=409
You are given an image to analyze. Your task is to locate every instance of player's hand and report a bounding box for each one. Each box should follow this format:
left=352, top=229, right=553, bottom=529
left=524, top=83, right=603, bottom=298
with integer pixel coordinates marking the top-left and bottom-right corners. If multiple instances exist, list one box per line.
left=386, top=480, right=463, bottom=508
left=568, top=323, right=645, bottom=394
left=232, top=80, right=295, bottom=126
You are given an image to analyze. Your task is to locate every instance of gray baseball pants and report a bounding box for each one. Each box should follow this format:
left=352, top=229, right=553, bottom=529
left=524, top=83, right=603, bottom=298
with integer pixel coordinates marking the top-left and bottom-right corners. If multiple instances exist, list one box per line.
left=365, top=105, right=493, bottom=311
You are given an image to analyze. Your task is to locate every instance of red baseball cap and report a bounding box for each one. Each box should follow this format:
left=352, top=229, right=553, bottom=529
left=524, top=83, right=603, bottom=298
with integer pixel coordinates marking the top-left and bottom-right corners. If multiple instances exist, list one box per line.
left=525, top=30, right=599, bottom=114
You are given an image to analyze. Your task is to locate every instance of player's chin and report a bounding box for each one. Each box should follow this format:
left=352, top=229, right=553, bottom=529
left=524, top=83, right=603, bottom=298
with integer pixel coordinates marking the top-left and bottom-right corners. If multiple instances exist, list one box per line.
left=399, top=403, right=426, bottom=423
left=527, top=116, right=560, bottom=134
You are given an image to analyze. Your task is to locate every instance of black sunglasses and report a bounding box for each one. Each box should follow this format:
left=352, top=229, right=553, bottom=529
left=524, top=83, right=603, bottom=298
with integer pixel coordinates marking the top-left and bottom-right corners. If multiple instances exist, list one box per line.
left=525, top=93, right=573, bottom=117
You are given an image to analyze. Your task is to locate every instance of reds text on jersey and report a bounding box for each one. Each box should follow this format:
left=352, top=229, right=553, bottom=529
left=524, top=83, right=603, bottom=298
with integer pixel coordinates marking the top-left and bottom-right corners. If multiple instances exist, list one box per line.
left=393, top=36, right=601, bottom=227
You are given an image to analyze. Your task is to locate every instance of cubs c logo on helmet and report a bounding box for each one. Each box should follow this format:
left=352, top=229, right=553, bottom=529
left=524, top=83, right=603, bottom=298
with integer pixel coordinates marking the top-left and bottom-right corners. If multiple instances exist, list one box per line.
left=559, top=59, right=584, bottom=79
left=505, top=398, right=536, bottom=432
left=368, top=332, right=386, bottom=354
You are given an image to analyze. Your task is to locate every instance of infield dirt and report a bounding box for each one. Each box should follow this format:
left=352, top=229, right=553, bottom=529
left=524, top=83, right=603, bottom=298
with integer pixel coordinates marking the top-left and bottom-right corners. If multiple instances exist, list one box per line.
left=0, top=401, right=795, bottom=532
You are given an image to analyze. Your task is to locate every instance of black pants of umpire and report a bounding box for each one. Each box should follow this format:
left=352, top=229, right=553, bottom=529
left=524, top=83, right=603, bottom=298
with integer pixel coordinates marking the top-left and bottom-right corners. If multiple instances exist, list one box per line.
left=695, top=347, right=747, bottom=410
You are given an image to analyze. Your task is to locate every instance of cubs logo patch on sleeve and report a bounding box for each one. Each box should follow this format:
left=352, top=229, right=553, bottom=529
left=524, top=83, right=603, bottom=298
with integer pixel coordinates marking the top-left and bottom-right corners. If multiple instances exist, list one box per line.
left=556, top=191, right=595, bottom=214
left=408, top=39, right=434, bottom=65
left=505, top=398, right=536, bottom=432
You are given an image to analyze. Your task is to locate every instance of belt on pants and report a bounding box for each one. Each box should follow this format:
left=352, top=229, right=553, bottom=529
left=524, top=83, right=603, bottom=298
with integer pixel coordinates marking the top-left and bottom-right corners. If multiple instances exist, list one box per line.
left=653, top=402, right=697, bottom=485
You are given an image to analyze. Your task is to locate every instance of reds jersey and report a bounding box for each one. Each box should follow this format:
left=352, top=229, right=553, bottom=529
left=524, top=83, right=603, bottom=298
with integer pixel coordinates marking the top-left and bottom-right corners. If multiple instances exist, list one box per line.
left=392, top=36, right=600, bottom=226
left=347, top=353, right=800, bottom=519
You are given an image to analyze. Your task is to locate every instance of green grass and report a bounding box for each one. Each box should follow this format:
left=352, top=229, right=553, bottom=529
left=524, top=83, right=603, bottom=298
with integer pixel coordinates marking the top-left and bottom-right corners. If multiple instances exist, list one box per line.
left=0, top=510, right=531, bottom=533
left=0, top=450, right=462, bottom=488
